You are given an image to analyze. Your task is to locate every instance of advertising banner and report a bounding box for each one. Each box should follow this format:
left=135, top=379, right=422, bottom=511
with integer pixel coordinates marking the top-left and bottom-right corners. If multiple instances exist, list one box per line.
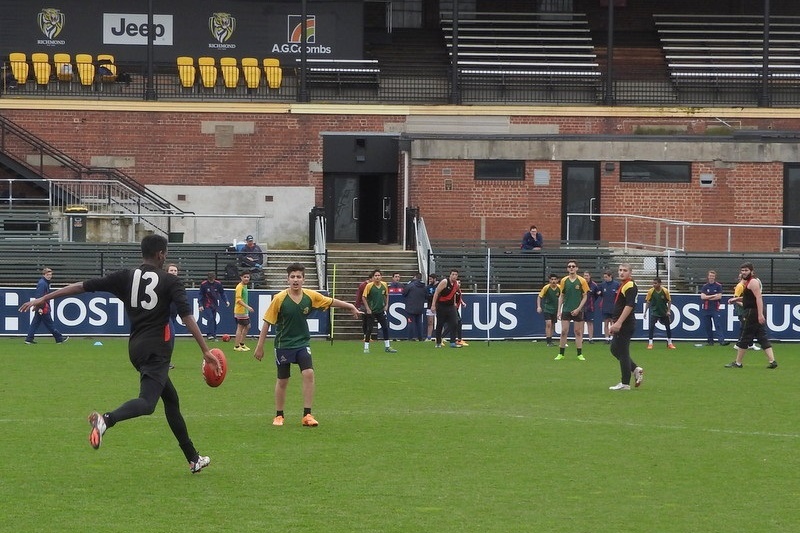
left=1, top=1, right=364, bottom=62
left=5, top=288, right=800, bottom=342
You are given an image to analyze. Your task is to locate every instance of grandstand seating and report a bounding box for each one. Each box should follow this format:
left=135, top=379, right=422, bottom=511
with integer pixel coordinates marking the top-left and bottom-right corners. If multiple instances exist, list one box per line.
left=75, top=54, right=95, bottom=87
left=31, top=53, right=51, bottom=87
left=198, top=57, right=217, bottom=88
left=296, top=58, right=380, bottom=92
left=220, top=57, right=239, bottom=89
left=96, top=54, right=117, bottom=82
left=176, top=56, right=196, bottom=88
left=440, top=12, right=601, bottom=93
left=672, top=252, right=800, bottom=294
left=241, top=57, right=261, bottom=89
left=263, top=58, right=282, bottom=89
left=9, top=52, right=29, bottom=85
left=53, top=53, right=73, bottom=82
left=654, top=14, right=800, bottom=90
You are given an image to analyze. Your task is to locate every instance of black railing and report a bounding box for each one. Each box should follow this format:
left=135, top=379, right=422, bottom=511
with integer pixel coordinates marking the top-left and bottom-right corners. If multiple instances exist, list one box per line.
left=4, top=60, right=800, bottom=107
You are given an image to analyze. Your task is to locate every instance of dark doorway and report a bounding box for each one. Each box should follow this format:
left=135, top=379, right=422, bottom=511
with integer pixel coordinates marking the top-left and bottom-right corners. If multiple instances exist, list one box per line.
left=784, top=164, right=800, bottom=247
left=322, top=134, right=400, bottom=244
left=562, top=162, right=601, bottom=241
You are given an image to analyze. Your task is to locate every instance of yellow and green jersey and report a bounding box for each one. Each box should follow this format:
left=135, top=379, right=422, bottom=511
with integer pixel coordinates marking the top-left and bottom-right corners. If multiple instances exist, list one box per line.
left=234, top=282, right=249, bottom=318
left=538, top=284, right=561, bottom=314
left=363, top=280, right=389, bottom=312
left=263, top=289, right=333, bottom=349
left=558, top=275, right=589, bottom=313
left=645, top=287, right=671, bottom=317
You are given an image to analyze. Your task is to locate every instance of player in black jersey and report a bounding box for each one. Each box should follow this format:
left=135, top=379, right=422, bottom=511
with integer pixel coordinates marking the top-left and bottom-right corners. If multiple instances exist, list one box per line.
left=20, top=235, right=222, bottom=473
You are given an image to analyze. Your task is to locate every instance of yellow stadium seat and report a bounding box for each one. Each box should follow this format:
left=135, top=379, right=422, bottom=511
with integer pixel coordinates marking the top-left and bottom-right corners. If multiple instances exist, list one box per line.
left=9, top=52, right=29, bottom=85
left=219, top=57, right=239, bottom=89
left=96, top=54, right=117, bottom=82
left=31, top=53, right=51, bottom=86
left=176, top=56, right=196, bottom=88
left=241, top=57, right=261, bottom=89
left=53, top=53, right=73, bottom=82
left=198, top=57, right=217, bottom=88
left=263, top=58, right=282, bottom=89
left=75, top=53, right=95, bottom=86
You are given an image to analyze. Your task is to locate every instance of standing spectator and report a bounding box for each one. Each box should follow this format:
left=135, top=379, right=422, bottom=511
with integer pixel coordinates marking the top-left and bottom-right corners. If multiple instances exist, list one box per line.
left=402, top=272, right=427, bottom=341
left=599, top=270, right=620, bottom=344
left=645, top=278, right=675, bottom=349
left=253, top=262, right=361, bottom=428
left=388, top=272, right=404, bottom=294
left=19, top=235, right=220, bottom=472
left=238, top=234, right=264, bottom=271
left=431, top=270, right=462, bottom=348
left=24, top=267, right=68, bottom=345
left=537, top=274, right=561, bottom=347
left=521, top=225, right=543, bottom=250
left=362, top=269, right=397, bottom=354
left=233, top=272, right=254, bottom=351
left=199, top=271, right=229, bottom=340
left=453, top=283, right=469, bottom=347
left=700, top=270, right=729, bottom=346
left=725, top=262, right=778, bottom=369
left=555, top=260, right=589, bottom=361
left=582, top=271, right=601, bottom=343
left=608, top=263, right=644, bottom=390
left=425, top=273, right=438, bottom=341
left=731, top=273, right=760, bottom=351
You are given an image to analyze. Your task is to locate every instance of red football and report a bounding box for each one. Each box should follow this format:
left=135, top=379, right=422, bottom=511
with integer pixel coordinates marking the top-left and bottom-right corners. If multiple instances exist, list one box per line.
left=203, top=348, right=228, bottom=387
left=221, top=334, right=231, bottom=342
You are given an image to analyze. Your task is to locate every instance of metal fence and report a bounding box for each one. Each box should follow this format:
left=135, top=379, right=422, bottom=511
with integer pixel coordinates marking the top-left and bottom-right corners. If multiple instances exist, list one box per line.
left=4, top=61, right=800, bottom=107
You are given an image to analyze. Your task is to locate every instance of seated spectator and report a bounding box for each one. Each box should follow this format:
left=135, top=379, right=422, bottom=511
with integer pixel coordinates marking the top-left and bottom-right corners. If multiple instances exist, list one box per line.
left=521, top=225, right=543, bottom=250
left=238, top=234, right=264, bottom=270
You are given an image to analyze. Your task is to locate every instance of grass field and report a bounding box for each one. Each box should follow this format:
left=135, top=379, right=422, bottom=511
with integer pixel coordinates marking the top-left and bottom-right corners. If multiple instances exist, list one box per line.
left=2, top=337, right=799, bottom=533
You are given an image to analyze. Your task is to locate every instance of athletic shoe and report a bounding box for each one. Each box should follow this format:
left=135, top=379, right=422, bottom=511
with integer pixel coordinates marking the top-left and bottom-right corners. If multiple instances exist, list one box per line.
left=57, top=336, right=69, bottom=344
left=609, top=383, right=631, bottom=391
left=233, top=345, right=244, bottom=351
left=434, top=344, right=442, bottom=348
left=577, top=354, right=586, bottom=361
left=647, top=344, right=653, bottom=350
left=302, top=414, right=319, bottom=427
left=546, top=341, right=555, bottom=347
left=588, top=339, right=594, bottom=344
left=363, top=348, right=370, bottom=354
left=385, top=347, right=397, bottom=353
left=239, top=344, right=250, bottom=351
left=457, top=340, right=469, bottom=347
left=725, top=361, right=743, bottom=368
left=169, top=364, right=175, bottom=370
left=767, top=360, right=778, bottom=369
left=667, top=343, right=676, bottom=349
left=751, top=345, right=762, bottom=351
left=88, top=411, right=106, bottom=450
left=272, top=415, right=284, bottom=426
left=719, top=341, right=730, bottom=346
left=634, top=367, right=644, bottom=388
left=189, top=455, right=210, bottom=474
left=450, top=342, right=461, bottom=348
left=24, top=340, right=37, bottom=345
left=554, top=354, right=564, bottom=360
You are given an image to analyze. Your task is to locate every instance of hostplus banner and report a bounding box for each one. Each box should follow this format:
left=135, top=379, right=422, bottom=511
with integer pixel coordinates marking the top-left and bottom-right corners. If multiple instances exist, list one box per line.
left=4, top=289, right=800, bottom=341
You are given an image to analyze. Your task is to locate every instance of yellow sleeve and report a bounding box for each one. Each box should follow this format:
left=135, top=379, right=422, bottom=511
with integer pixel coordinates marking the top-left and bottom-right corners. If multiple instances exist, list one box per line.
left=734, top=282, right=744, bottom=297
left=363, top=282, right=374, bottom=298
left=558, top=277, right=568, bottom=291
left=645, top=288, right=654, bottom=302
left=578, top=276, right=590, bottom=293
left=663, top=288, right=671, bottom=301
left=539, top=285, right=548, bottom=298
left=305, top=289, right=333, bottom=310
left=263, top=290, right=288, bottom=325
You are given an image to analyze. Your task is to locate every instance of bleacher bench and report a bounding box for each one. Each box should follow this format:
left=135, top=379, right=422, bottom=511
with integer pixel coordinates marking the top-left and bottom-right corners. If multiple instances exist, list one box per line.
left=296, top=59, right=380, bottom=91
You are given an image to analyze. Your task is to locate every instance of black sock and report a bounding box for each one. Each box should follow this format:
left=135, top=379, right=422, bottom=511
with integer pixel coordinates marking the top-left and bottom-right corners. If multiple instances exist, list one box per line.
left=103, top=412, right=115, bottom=428
left=276, top=410, right=284, bottom=417
left=303, top=408, right=312, bottom=416
left=577, top=348, right=582, bottom=355
left=559, top=347, right=565, bottom=355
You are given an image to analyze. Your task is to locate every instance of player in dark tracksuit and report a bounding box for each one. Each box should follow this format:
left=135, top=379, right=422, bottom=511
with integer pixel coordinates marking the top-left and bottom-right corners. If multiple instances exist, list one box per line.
left=19, top=234, right=221, bottom=473
left=608, top=263, right=644, bottom=390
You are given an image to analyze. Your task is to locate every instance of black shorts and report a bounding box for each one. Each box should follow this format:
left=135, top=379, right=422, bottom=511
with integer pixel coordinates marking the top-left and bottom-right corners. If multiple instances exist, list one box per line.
left=561, top=310, right=584, bottom=322
left=275, top=346, right=314, bottom=379
left=543, top=312, right=557, bottom=322
left=129, top=336, right=171, bottom=386
left=236, top=317, right=251, bottom=327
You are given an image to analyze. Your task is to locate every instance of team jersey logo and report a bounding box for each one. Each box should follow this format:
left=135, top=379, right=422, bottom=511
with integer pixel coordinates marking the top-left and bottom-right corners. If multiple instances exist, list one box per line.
left=38, top=8, right=65, bottom=39
left=209, top=12, right=236, bottom=43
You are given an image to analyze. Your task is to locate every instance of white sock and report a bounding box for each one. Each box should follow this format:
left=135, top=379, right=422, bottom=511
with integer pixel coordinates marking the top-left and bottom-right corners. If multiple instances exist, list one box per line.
left=384, top=340, right=390, bottom=348
left=364, top=342, right=369, bottom=350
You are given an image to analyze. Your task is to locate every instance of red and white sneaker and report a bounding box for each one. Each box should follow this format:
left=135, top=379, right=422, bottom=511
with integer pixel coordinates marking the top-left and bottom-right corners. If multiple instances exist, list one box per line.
left=88, top=411, right=107, bottom=450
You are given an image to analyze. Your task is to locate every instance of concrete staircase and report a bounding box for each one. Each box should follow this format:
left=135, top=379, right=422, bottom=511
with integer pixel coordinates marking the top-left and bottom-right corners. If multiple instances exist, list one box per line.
left=326, top=246, right=420, bottom=339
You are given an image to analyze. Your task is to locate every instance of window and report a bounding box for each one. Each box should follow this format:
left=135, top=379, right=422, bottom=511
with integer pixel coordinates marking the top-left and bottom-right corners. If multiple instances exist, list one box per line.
left=620, top=162, right=691, bottom=183
left=474, top=160, right=525, bottom=181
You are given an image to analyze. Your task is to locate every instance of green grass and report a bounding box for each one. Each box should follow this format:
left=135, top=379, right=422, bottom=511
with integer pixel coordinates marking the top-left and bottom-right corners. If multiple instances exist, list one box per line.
left=2, top=337, right=799, bottom=532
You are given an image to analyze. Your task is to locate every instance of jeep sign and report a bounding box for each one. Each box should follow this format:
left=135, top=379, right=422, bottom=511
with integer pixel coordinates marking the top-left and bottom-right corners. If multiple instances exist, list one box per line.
left=103, top=13, right=173, bottom=45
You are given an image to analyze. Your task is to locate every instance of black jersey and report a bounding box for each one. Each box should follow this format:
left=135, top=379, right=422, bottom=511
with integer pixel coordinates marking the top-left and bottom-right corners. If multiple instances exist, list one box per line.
left=83, top=264, right=190, bottom=343
left=741, top=277, right=760, bottom=310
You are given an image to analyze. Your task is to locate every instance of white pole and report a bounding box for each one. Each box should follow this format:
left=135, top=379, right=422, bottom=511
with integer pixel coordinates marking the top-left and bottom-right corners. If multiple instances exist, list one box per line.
left=486, top=247, right=491, bottom=344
